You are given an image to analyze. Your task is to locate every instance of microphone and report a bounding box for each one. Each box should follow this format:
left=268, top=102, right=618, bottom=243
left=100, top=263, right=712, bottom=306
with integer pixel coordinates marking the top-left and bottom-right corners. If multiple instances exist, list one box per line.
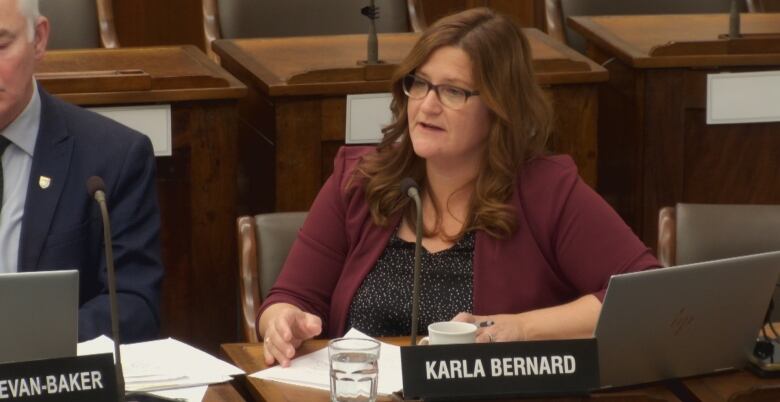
left=401, top=178, right=423, bottom=346
left=87, top=176, right=125, bottom=401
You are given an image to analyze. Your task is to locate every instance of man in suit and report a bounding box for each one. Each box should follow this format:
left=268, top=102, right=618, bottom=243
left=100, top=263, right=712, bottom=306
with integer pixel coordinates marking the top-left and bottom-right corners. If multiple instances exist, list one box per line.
left=0, top=0, right=163, bottom=342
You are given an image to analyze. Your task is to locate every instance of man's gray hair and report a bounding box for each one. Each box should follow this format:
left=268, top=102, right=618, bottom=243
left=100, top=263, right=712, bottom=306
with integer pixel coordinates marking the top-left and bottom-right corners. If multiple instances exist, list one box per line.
left=17, top=0, right=40, bottom=41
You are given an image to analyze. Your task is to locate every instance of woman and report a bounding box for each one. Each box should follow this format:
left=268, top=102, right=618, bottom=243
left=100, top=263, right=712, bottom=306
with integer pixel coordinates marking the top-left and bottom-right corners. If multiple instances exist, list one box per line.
left=259, top=8, right=659, bottom=366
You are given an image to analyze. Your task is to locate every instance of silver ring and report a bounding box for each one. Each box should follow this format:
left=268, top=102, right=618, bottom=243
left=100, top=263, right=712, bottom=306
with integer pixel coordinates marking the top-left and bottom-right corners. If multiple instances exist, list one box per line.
left=487, top=333, right=495, bottom=343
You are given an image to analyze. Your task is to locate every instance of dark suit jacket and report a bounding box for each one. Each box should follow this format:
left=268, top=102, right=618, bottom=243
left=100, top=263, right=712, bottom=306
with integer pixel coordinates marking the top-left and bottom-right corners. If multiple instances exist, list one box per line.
left=18, top=88, right=163, bottom=342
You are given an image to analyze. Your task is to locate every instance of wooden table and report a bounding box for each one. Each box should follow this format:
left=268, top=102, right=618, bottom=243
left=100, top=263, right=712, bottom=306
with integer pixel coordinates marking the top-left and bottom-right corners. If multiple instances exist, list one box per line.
left=213, top=31, right=607, bottom=213
left=683, top=369, right=780, bottom=402
left=36, top=46, right=246, bottom=354
left=204, top=382, right=247, bottom=402
left=221, top=339, right=681, bottom=402
left=568, top=13, right=780, bottom=248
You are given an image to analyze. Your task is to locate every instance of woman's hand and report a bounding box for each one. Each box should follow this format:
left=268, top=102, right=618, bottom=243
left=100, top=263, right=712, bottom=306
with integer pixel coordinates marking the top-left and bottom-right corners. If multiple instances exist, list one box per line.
left=452, top=312, right=528, bottom=343
left=451, top=295, right=602, bottom=343
left=260, top=304, right=322, bottom=367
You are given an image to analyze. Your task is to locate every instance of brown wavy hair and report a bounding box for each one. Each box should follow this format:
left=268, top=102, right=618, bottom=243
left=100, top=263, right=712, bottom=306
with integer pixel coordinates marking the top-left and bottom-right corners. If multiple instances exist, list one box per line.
left=354, top=7, right=552, bottom=239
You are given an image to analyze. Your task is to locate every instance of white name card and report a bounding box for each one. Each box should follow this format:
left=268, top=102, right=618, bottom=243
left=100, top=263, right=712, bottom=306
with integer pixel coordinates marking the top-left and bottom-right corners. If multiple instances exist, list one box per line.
left=707, top=70, right=780, bottom=125
left=89, top=104, right=172, bottom=156
left=345, top=93, right=393, bottom=144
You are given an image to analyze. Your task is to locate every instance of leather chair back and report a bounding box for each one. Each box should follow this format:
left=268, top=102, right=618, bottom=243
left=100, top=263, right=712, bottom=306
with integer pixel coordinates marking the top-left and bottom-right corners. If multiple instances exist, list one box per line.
left=204, top=0, right=410, bottom=58
left=40, top=0, right=118, bottom=49
left=217, top=0, right=409, bottom=38
left=671, top=203, right=780, bottom=265
left=555, top=0, right=743, bottom=52
left=237, top=212, right=307, bottom=342
left=657, top=203, right=780, bottom=320
left=747, top=0, right=780, bottom=11
left=41, top=0, right=100, bottom=49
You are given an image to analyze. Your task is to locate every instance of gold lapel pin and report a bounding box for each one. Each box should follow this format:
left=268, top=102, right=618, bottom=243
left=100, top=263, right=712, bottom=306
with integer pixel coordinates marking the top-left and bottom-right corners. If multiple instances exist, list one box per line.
left=39, top=176, right=51, bottom=189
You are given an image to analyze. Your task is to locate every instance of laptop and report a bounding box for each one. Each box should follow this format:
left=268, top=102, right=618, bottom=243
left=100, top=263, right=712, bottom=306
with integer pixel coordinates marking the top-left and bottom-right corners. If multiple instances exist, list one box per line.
left=596, top=251, right=780, bottom=388
left=0, top=270, right=79, bottom=363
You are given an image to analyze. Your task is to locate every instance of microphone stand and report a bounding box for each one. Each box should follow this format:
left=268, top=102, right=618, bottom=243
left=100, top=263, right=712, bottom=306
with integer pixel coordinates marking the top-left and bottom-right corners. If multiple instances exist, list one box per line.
left=729, top=0, right=741, bottom=39
left=90, top=176, right=175, bottom=402
left=408, top=187, right=423, bottom=346
left=92, top=187, right=125, bottom=402
left=367, top=0, right=378, bottom=64
left=360, top=0, right=380, bottom=64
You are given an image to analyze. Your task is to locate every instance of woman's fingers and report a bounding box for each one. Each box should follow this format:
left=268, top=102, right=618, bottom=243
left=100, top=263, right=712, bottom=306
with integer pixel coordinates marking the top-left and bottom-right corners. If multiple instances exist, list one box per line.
left=263, top=310, right=321, bottom=367
left=475, top=330, right=497, bottom=343
left=292, top=311, right=322, bottom=339
left=264, top=333, right=286, bottom=366
left=451, top=312, right=476, bottom=323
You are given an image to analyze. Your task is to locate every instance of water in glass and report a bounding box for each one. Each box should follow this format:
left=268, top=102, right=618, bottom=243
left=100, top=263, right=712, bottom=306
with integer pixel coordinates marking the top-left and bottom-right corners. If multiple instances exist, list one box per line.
left=329, top=350, right=379, bottom=402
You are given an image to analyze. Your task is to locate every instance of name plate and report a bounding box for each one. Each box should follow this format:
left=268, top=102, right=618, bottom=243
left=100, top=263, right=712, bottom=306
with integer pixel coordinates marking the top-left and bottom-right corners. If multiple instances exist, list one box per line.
left=401, top=339, right=598, bottom=400
left=0, top=354, right=118, bottom=401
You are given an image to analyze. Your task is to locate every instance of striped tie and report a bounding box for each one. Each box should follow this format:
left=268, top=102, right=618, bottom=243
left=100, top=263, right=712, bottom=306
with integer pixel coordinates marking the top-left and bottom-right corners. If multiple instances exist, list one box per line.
left=0, top=136, right=10, bottom=211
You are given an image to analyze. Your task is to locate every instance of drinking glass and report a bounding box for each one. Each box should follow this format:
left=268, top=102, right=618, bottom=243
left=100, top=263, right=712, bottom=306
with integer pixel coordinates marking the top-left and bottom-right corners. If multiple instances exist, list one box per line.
left=328, top=338, right=380, bottom=402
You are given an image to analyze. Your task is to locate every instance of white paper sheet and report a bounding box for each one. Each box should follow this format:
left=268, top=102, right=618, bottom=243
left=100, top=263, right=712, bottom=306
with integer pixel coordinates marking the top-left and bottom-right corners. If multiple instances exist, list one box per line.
left=250, top=328, right=404, bottom=395
left=150, top=385, right=208, bottom=401
left=78, top=335, right=244, bottom=399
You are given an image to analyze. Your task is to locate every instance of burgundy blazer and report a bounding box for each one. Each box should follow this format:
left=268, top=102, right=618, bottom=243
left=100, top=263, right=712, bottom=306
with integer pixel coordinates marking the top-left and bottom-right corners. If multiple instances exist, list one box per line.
left=260, top=146, right=659, bottom=337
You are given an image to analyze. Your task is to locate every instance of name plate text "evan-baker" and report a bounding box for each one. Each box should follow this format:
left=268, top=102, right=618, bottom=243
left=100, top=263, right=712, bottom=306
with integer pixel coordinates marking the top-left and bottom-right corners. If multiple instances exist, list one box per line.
left=0, top=353, right=117, bottom=402
left=401, top=338, right=598, bottom=400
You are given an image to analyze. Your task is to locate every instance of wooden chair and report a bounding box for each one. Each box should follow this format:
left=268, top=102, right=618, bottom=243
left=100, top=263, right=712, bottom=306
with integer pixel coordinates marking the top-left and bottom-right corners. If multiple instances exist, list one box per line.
left=40, top=0, right=118, bottom=49
left=546, top=0, right=745, bottom=52
left=237, top=212, right=307, bottom=342
left=203, top=0, right=410, bottom=60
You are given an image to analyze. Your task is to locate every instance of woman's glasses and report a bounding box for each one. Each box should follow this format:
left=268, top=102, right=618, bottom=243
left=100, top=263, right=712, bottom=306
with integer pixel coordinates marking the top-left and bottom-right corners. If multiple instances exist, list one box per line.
left=402, top=74, right=480, bottom=110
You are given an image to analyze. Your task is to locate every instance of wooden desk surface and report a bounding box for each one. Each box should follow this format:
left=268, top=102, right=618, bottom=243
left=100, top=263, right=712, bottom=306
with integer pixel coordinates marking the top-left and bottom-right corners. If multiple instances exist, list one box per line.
left=213, top=30, right=606, bottom=97
left=204, top=382, right=247, bottom=402
left=36, top=45, right=246, bottom=105
left=221, top=339, right=680, bottom=402
left=683, top=369, right=780, bottom=402
left=569, top=13, right=780, bottom=68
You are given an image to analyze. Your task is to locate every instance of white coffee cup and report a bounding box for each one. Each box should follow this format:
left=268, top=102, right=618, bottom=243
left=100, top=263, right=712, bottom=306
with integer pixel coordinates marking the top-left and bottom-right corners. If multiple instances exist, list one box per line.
left=418, top=321, right=477, bottom=345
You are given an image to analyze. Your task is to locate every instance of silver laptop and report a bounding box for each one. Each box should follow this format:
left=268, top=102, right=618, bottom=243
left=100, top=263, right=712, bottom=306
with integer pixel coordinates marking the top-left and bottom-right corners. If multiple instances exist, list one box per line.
left=596, top=251, right=780, bottom=388
left=0, top=270, right=79, bottom=363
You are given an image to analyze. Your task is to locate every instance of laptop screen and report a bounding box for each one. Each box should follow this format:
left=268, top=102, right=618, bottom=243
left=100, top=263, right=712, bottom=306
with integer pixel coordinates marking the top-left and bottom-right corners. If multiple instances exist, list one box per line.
left=0, top=270, right=79, bottom=363
left=595, top=251, right=780, bottom=388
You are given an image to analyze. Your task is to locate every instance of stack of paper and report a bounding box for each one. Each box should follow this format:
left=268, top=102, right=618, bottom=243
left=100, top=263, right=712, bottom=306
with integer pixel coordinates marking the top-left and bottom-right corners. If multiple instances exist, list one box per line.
left=251, top=328, right=404, bottom=395
left=79, top=336, right=244, bottom=401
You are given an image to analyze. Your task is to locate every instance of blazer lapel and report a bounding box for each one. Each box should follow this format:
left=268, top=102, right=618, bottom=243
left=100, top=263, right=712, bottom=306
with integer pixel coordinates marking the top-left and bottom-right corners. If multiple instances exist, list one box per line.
left=19, top=90, right=73, bottom=270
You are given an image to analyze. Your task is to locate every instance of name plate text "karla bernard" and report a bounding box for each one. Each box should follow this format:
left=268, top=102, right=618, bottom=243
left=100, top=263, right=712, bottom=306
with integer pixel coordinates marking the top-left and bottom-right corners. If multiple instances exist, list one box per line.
left=0, top=354, right=117, bottom=402
left=400, top=338, right=598, bottom=400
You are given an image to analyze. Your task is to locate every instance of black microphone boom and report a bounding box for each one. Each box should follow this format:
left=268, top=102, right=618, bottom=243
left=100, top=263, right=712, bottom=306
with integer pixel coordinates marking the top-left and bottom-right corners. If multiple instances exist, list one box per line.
left=401, top=177, right=424, bottom=346
left=87, top=176, right=125, bottom=401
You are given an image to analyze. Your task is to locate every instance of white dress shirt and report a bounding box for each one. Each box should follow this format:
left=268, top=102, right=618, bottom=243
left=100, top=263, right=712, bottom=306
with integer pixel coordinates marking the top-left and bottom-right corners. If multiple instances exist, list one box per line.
left=0, top=81, right=40, bottom=273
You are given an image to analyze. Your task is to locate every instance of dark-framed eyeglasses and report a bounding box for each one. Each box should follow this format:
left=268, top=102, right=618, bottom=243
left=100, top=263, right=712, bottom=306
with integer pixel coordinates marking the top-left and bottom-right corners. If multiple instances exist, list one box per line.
left=402, top=74, right=480, bottom=110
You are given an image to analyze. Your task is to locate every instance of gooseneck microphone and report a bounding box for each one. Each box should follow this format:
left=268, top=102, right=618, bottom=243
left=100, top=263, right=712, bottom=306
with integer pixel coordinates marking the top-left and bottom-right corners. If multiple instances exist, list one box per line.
left=401, top=177, right=423, bottom=346
left=87, top=176, right=125, bottom=401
